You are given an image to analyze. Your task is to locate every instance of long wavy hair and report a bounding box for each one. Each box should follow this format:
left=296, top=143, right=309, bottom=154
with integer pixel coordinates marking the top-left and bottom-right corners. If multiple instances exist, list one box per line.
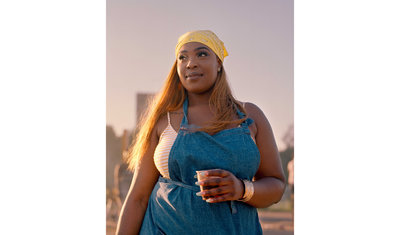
left=125, top=60, right=248, bottom=171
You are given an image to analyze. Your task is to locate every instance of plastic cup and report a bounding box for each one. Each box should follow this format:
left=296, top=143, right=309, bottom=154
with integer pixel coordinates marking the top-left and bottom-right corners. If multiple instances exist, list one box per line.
left=196, top=170, right=220, bottom=200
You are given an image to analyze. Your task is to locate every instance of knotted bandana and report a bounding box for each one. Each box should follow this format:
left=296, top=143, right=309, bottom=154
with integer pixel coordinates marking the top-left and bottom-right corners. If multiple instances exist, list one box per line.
left=175, top=30, right=228, bottom=62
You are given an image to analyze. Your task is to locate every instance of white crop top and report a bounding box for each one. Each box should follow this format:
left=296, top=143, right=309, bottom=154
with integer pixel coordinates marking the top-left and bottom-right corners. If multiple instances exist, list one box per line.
left=153, top=112, right=178, bottom=178
left=153, top=103, right=255, bottom=178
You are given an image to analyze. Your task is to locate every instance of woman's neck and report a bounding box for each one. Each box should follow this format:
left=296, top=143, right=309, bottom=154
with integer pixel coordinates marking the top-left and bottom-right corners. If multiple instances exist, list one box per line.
left=187, top=92, right=211, bottom=106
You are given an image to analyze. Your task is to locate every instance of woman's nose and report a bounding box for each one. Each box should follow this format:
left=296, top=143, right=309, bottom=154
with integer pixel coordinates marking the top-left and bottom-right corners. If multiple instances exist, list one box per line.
left=186, top=57, right=198, bottom=69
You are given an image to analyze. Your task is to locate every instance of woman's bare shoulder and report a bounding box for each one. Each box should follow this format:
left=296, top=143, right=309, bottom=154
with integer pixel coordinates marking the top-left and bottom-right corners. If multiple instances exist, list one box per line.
left=241, top=101, right=273, bottom=135
left=242, top=102, right=267, bottom=122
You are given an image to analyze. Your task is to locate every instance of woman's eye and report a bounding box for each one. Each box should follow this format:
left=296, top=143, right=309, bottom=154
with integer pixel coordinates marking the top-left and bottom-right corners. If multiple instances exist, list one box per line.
left=198, top=52, right=208, bottom=57
left=178, top=55, right=186, bottom=60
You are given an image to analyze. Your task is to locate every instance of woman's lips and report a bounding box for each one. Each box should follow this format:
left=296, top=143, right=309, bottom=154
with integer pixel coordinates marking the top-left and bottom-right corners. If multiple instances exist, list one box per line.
left=186, top=73, right=203, bottom=80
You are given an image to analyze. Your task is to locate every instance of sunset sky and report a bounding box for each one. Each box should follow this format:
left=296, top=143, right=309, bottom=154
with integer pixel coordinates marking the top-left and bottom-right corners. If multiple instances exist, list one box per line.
left=107, top=0, right=293, bottom=150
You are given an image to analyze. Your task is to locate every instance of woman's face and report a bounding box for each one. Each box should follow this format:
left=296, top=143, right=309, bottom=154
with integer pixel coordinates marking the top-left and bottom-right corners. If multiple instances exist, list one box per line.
left=177, top=42, right=221, bottom=94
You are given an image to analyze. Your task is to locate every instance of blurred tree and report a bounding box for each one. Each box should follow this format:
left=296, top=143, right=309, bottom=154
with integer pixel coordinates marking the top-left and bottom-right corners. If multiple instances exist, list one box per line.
left=280, top=124, right=294, bottom=182
left=106, top=126, right=122, bottom=189
left=282, top=124, right=294, bottom=149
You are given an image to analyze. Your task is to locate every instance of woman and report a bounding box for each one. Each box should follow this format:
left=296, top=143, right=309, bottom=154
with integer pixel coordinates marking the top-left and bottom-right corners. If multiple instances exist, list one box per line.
left=116, top=30, right=285, bottom=235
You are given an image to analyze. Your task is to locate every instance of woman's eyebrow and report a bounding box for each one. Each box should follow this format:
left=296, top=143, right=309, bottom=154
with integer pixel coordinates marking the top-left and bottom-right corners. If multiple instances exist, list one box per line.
left=194, top=46, right=210, bottom=52
left=179, top=47, right=210, bottom=54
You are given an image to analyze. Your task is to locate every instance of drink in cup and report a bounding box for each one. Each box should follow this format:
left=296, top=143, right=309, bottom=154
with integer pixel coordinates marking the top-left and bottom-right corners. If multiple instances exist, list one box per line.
left=196, top=170, right=220, bottom=200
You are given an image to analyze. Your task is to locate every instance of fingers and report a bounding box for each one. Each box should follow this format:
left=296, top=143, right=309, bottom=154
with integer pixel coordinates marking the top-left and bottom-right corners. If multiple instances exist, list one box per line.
left=195, top=169, right=232, bottom=187
left=194, top=169, right=242, bottom=203
left=195, top=180, right=239, bottom=203
left=205, top=194, right=231, bottom=203
left=196, top=176, right=232, bottom=187
left=196, top=185, right=233, bottom=199
left=203, top=169, right=230, bottom=178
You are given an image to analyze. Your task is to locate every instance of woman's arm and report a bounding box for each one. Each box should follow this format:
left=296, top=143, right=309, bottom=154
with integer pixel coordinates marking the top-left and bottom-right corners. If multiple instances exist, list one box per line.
left=245, top=102, right=286, bottom=208
left=116, top=127, right=160, bottom=235
left=196, top=103, right=286, bottom=208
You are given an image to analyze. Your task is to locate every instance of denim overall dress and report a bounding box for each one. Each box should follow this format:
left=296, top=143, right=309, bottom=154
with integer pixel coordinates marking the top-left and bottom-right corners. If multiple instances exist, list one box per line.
left=140, top=98, right=262, bottom=235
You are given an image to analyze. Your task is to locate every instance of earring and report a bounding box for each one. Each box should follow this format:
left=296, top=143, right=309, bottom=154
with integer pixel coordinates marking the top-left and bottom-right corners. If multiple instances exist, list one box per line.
left=218, top=67, right=221, bottom=72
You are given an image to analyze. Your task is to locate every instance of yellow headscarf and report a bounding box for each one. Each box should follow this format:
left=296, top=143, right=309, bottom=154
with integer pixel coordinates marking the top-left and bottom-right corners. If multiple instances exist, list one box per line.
left=175, top=30, right=229, bottom=62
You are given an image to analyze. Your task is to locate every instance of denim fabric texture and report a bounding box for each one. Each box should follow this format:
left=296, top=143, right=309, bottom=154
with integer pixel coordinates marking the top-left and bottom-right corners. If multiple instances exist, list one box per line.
left=140, top=98, right=262, bottom=235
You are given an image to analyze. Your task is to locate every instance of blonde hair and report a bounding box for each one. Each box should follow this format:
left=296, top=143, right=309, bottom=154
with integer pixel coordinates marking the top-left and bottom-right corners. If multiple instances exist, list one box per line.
left=125, top=61, right=247, bottom=171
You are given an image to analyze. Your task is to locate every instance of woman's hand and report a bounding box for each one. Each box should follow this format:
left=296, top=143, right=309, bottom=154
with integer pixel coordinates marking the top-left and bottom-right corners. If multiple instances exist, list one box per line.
left=195, top=169, right=244, bottom=203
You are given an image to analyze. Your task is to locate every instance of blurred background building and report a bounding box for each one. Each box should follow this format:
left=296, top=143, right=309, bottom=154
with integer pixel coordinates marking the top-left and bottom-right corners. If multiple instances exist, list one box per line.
left=106, top=93, right=154, bottom=232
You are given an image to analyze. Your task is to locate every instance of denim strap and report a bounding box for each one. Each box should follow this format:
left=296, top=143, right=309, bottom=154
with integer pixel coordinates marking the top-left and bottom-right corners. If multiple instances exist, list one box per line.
left=158, top=177, right=199, bottom=191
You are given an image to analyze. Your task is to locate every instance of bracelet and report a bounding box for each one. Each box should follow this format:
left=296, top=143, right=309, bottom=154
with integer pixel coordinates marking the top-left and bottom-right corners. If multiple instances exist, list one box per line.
left=239, top=179, right=246, bottom=199
left=238, top=179, right=254, bottom=202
